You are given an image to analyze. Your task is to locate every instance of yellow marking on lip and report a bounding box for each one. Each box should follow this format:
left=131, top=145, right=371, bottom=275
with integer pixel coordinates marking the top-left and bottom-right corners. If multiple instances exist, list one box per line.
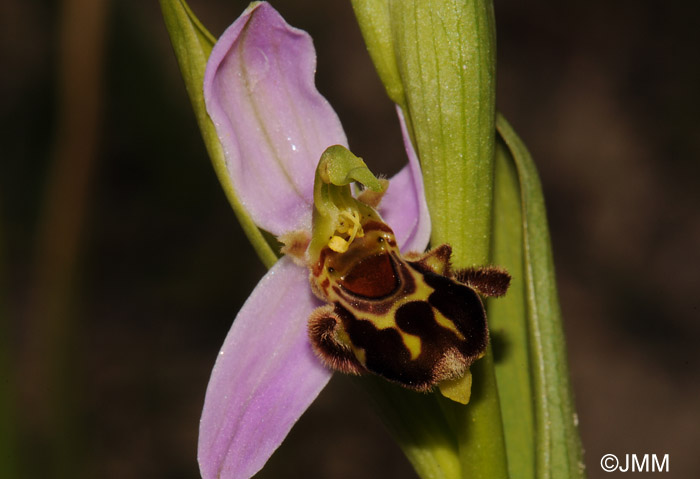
left=364, top=308, right=398, bottom=329
left=434, top=311, right=465, bottom=340
left=400, top=332, right=422, bottom=360
left=353, top=347, right=367, bottom=366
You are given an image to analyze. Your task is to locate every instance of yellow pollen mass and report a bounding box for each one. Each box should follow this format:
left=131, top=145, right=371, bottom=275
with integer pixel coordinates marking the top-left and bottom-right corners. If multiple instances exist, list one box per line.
left=328, top=208, right=364, bottom=253
left=328, top=236, right=349, bottom=253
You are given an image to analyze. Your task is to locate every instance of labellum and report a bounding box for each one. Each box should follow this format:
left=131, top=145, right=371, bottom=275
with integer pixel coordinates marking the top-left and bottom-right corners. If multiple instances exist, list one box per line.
left=301, top=146, right=510, bottom=404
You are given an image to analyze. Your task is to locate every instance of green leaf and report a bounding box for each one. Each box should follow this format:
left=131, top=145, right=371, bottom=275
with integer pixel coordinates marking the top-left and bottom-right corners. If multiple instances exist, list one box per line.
left=489, top=135, right=535, bottom=479
left=159, top=0, right=277, bottom=268
left=495, top=114, right=585, bottom=479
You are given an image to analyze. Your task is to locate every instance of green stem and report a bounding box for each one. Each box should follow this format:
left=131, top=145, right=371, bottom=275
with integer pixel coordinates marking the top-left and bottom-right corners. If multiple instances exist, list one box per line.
left=438, top=349, right=509, bottom=479
left=358, top=377, right=461, bottom=479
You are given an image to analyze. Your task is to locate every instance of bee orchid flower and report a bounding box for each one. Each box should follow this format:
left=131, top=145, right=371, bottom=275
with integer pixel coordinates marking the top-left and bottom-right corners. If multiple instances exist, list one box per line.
left=198, top=3, right=430, bottom=478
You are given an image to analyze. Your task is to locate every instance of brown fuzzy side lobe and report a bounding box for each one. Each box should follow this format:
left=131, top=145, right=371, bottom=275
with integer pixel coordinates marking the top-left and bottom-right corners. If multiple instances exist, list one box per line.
left=456, top=266, right=511, bottom=297
left=307, top=305, right=365, bottom=375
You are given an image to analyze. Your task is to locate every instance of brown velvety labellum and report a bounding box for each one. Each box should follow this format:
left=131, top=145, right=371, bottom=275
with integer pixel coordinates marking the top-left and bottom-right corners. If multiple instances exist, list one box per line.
left=308, top=241, right=510, bottom=394
left=339, top=253, right=398, bottom=298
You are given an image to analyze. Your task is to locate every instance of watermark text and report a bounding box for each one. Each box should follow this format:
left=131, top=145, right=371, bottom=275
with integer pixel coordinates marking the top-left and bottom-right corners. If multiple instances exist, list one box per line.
left=600, top=454, right=669, bottom=472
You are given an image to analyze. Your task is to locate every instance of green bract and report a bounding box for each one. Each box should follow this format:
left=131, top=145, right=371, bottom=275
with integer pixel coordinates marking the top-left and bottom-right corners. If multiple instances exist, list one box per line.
left=352, top=0, right=496, bottom=267
left=352, top=2, right=507, bottom=479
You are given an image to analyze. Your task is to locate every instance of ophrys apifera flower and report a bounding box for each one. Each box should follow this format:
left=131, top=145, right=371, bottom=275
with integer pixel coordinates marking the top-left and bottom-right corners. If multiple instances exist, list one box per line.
left=197, top=3, right=509, bottom=479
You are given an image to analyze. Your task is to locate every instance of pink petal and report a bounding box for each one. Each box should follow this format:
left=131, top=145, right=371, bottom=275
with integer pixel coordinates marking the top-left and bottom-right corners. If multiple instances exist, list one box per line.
left=380, top=106, right=431, bottom=253
left=204, top=2, right=348, bottom=236
left=198, top=257, right=331, bottom=479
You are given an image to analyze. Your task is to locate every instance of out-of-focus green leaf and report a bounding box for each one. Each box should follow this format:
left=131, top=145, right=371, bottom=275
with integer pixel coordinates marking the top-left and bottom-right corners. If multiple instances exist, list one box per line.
left=496, top=114, right=585, bottom=479
left=159, top=0, right=277, bottom=267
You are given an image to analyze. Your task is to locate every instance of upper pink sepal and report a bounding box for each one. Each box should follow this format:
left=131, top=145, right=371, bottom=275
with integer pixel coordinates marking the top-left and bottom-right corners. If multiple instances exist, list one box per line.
left=204, top=2, right=348, bottom=236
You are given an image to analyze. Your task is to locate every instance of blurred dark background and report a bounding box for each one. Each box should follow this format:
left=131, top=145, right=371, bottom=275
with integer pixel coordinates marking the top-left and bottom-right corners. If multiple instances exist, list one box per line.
left=1, top=0, right=698, bottom=478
